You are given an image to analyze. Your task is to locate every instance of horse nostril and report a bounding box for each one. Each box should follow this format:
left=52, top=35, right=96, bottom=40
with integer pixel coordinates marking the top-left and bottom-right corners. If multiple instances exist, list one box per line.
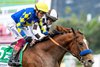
left=88, top=60, right=94, bottom=64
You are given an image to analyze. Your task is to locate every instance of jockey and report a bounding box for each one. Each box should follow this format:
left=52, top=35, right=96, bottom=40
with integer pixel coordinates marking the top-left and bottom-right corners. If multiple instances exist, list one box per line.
left=8, top=2, right=49, bottom=66
left=20, top=9, right=58, bottom=42
left=43, top=9, right=58, bottom=31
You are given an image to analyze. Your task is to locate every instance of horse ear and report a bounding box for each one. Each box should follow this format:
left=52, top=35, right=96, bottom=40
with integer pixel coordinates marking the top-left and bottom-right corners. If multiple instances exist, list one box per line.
left=71, top=28, right=76, bottom=35
left=55, top=25, right=59, bottom=31
left=56, top=26, right=71, bottom=33
left=56, top=25, right=63, bottom=31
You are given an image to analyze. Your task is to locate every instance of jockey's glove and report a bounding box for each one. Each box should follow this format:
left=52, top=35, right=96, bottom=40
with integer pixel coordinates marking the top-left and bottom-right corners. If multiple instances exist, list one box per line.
left=24, top=36, right=33, bottom=43
left=43, top=31, right=49, bottom=35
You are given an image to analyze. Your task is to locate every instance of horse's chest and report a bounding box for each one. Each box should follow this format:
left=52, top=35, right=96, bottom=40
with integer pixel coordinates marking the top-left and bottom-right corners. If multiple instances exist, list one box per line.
left=41, top=56, right=55, bottom=67
left=36, top=53, right=58, bottom=67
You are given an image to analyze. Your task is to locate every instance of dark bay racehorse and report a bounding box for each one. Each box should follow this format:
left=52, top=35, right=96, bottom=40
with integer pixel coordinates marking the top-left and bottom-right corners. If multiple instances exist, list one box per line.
left=22, top=26, right=94, bottom=67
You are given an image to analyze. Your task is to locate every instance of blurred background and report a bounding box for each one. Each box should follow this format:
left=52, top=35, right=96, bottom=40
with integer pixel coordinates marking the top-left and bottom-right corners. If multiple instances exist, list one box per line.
left=0, top=0, right=100, bottom=67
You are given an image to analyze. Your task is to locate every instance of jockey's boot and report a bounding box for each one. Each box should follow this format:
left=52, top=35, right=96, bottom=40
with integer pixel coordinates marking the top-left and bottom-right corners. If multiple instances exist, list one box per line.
left=8, top=49, right=21, bottom=66
left=8, top=38, right=25, bottom=66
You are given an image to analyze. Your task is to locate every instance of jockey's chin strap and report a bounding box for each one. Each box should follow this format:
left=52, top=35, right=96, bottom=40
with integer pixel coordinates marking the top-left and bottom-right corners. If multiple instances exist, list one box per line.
left=49, top=37, right=68, bottom=51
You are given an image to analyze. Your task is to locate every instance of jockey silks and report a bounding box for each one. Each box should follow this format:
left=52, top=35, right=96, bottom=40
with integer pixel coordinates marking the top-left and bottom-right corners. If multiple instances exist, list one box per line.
left=11, top=8, right=48, bottom=37
left=11, top=8, right=39, bottom=24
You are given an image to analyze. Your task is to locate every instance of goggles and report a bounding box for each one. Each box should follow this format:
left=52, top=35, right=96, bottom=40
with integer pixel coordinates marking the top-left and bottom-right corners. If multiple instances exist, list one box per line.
left=47, top=17, right=55, bottom=22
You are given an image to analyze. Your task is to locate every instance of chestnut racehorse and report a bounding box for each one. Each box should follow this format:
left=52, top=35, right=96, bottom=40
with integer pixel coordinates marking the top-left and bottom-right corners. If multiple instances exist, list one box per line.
left=22, top=26, right=94, bottom=67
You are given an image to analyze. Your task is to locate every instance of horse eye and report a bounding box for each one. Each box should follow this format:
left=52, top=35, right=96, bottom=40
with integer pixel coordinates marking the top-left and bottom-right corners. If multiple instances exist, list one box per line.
left=79, top=42, right=83, bottom=46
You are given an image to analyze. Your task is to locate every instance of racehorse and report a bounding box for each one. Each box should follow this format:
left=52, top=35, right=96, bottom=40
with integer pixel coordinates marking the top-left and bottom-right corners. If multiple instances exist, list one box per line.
left=22, top=26, right=94, bottom=67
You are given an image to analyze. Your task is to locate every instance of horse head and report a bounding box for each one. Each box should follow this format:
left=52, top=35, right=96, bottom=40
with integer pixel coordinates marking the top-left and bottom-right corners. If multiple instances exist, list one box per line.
left=54, top=26, right=94, bottom=67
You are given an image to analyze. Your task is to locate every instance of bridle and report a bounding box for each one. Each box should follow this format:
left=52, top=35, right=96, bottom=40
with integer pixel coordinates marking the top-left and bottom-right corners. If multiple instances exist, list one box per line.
left=71, top=28, right=92, bottom=56
left=49, top=29, right=92, bottom=59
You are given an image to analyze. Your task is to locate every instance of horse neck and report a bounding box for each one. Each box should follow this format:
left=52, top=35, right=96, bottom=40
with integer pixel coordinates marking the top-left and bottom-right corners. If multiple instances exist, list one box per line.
left=37, top=35, right=68, bottom=63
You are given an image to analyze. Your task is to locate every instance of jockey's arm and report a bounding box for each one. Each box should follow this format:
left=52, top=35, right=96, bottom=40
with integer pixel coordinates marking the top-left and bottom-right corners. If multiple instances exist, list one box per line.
left=39, top=18, right=49, bottom=35
left=16, top=11, right=31, bottom=37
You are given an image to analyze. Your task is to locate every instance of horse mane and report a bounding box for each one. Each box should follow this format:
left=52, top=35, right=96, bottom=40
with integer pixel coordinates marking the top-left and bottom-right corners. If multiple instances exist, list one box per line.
left=55, top=26, right=84, bottom=35
left=49, top=25, right=71, bottom=35
left=55, top=26, right=72, bottom=33
left=48, top=26, right=72, bottom=38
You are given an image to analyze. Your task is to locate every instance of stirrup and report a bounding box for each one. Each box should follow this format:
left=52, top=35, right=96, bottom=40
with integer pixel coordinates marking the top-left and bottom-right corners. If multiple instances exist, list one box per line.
left=8, top=54, right=21, bottom=66
left=8, top=59, right=21, bottom=66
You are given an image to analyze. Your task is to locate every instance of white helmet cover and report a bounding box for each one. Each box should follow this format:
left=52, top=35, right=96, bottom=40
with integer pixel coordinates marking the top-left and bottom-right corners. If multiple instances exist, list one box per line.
left=46, top=9, right=58, bottom=22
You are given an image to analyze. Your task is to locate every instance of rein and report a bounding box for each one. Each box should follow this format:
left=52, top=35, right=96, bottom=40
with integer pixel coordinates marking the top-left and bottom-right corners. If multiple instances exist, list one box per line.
left=49, top=37, right=68, bottom=51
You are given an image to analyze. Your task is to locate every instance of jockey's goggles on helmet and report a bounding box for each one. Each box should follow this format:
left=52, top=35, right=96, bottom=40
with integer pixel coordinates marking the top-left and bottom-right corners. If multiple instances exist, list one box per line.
left=47, top=17, right=55, bottom=22
left=47, top=17, right=57, bottom=22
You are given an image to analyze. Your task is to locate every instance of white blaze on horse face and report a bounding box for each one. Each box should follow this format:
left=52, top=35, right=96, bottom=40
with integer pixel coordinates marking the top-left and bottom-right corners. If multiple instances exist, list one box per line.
left=83, top=38, right=89, bottom=49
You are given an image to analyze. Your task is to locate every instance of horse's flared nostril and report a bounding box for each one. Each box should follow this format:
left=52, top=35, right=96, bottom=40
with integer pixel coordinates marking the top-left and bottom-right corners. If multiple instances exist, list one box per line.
left=88, top=60, right=94, bottom=64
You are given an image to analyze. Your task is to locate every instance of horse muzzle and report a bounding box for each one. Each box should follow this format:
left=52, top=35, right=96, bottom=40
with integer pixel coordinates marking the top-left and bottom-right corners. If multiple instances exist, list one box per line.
left=82, top=59, right=94, bottom=67
left=81, top=54, right=94, bottom=67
